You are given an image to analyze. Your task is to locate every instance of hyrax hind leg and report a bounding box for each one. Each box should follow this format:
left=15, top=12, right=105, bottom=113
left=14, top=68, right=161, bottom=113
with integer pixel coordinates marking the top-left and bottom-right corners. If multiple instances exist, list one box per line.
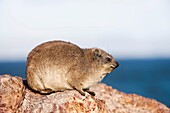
left=27, top=73, right=51, bottom=93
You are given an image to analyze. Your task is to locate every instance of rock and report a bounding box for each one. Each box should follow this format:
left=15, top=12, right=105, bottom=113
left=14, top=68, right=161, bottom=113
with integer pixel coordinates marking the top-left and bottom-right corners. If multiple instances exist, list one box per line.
left=0, top=75, right=169, bottom=113
left=0, top=74, right=25, bottom=113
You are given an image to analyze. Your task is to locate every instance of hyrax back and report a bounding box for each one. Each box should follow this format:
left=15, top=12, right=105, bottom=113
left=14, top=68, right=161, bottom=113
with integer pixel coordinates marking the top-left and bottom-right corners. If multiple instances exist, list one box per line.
left=26, top=40, right=119, bottom=96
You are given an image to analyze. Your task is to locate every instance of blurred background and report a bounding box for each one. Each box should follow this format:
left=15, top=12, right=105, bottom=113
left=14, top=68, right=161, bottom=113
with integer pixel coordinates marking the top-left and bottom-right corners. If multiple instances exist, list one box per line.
left=0, top=0, right=170, bottom=107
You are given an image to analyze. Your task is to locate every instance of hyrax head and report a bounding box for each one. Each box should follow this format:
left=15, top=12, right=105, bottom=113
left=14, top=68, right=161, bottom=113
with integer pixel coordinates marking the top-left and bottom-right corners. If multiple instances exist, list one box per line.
left=92, top=48, right=119, bottom=74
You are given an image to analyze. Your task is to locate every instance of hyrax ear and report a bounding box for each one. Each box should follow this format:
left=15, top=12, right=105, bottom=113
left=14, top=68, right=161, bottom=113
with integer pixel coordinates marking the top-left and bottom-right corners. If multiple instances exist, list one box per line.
left=93, top=48, right=101, bottom=60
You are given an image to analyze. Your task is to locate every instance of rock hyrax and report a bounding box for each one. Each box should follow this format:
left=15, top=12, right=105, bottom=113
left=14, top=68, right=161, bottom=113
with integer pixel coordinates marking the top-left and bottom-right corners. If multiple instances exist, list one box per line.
left=26, top=40, right=119, bottom=96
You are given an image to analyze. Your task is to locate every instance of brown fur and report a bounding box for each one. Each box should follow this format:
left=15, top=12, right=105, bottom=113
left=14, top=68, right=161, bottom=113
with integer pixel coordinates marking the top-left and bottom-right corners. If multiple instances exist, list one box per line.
left=26, top=40, right=119, bottom=96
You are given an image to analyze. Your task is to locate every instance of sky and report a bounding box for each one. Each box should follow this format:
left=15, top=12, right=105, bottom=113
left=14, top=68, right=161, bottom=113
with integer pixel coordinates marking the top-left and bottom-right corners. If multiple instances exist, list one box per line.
left=0, top=0, right=170, bottom=61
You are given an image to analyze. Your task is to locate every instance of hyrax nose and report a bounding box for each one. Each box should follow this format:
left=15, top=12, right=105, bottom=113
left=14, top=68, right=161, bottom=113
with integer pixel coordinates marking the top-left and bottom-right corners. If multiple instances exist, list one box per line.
left=115, top=61, right=119, bottom=68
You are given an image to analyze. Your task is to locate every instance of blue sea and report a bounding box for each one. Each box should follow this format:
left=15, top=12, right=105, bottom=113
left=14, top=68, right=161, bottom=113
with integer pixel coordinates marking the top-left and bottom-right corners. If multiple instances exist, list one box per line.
left=0, top=59, right=170, bottom=107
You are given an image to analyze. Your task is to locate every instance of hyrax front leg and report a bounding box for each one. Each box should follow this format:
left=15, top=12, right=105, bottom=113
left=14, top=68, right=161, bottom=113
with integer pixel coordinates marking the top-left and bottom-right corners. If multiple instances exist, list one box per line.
left=68, top=80, right=95, bottom=96
left=69, top=82, right=86, bottom=96
left=75, top=85, right=86, bottom=96
left=74, top=86, right=95, bottom=96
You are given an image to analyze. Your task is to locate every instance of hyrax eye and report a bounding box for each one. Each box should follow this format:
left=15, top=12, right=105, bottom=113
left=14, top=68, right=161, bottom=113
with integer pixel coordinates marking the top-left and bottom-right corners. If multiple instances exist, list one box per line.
left=105, top=57, right=111, bottom=62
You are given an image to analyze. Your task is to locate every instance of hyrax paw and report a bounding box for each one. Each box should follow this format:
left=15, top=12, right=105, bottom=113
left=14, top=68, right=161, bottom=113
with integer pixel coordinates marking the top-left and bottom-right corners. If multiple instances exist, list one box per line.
left=88, top=91, right=95, bottom=96
left=83, top=88, right=95, bottom=96
left=78, top=90, right=86, bottom=96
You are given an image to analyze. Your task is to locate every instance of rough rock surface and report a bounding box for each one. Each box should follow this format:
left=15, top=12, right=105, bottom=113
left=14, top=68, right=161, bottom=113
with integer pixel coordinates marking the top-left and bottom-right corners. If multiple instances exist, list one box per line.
left=0, top=75, right=169, bottom=113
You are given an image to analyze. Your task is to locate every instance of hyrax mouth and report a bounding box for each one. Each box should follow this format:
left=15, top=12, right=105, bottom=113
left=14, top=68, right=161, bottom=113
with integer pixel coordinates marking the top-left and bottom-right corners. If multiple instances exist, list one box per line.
left=110, top=61, right=119, bottom=69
